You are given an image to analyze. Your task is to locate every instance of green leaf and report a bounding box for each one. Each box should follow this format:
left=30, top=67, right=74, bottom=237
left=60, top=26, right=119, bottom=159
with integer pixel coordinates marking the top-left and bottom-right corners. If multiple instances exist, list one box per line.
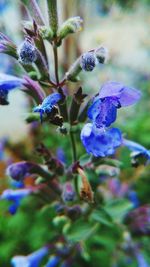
left=104, top=198, right=133, bottom=223
left=65, top=219, right=99, bottom=243
left=91, top=208, right=113, bottom=227
left=79, top=154, right=91, bottom=166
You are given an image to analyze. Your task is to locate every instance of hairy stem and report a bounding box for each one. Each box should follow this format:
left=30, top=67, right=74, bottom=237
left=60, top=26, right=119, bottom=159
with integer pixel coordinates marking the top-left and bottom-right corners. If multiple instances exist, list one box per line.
left=53, top=44, right=59, bottom=85
left=47, top=0, right=58, bottom=36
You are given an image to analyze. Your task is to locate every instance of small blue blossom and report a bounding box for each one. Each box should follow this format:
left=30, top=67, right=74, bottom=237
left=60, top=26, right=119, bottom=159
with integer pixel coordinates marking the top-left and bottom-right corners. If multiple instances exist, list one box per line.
left=123, top=139, right=150, bottom=165
left=0, top=73, right=23, bottom=105
left=88, top=81, right=141, bottom=128
left=135, top=251, right=149, bottom=267
left=33, top=93, right=62, bottom=122
left=127, top=190, right=139, bottom=208
left=6, top=161, right=36, bottom=181
left=80, top=52, right=96, bottom=71
left=18, top=40, right=38, bottom=65
left=46, top=256, right=60, bottom=267
left=0, top=188, right=32, bottom=214
left=81, top=123, right=122, bottom=157
left=11, top=247, right=49, bottom=267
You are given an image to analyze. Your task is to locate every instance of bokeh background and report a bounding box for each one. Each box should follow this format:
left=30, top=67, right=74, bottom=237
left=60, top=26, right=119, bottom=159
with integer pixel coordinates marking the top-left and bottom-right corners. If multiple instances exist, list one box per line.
left=0, top=0, right=150, bottom=266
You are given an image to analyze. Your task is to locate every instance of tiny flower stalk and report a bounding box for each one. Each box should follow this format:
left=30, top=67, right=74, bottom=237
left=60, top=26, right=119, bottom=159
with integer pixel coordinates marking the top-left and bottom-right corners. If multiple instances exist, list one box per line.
left=47, top=0, right=58, bottom=37
left=23, top=76, right=46, bottom=104
left=66, top=57, right=82, bottom=82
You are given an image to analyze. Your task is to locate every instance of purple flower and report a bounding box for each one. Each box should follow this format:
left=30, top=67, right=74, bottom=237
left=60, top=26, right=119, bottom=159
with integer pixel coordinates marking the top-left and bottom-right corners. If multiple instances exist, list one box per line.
left=0, top=188, right=32, bottom=214
left=6, top=161, right=36, bottom=181
left=0, top=73, right=23, bottom=105
left=80, top=123, right=122, bottom=157
left=46, top=256, right=60, bottom=267
left=11, top=247, right=49, bottom=267
left=123, top=139, right=150, bottom=165
left=126, top=205, right=150, bottom=235
left=88, top=81, right=141, bottom=128
left=33, top=93, right=62, bottom=122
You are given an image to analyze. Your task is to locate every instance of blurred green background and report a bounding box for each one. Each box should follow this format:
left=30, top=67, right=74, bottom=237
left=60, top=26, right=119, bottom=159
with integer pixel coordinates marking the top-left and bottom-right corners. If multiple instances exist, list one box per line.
left=0, top=0, right=150, bottom=266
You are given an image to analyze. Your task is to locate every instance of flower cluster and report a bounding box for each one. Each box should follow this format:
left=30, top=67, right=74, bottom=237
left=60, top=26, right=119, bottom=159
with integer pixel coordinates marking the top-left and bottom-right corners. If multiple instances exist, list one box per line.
left=0, top=1, right=149, bottom=266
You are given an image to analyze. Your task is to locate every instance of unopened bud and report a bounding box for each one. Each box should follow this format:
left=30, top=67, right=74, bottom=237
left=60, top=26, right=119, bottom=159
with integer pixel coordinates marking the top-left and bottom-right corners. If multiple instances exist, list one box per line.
left=62, top=183, right=76, bottom=202
left=18, top=40, right=38, bottom=65
left=39, top=26, right=53, bottom=40
left=80, top=52, right=96, bottom=72
left=58, top=16, right=83, bottom=40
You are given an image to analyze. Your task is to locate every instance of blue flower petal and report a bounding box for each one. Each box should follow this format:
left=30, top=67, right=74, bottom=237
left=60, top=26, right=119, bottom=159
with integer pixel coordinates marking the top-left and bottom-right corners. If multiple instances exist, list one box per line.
left=88, top=98, right=117, bottom=128
left=0, top=73, right=23, bottom=104
left=0, top=73, right=23, bottom=90
left=123, top=139, right=150, bottom=162
left=46, top=256, right=60, bottom=267
left=80, top=124, right=122, bottom=157
left=11, top=247, right=48, bottom=267
left=33, top=93, right=62, bottom=122
left=99, top=81, right=141, bottom=107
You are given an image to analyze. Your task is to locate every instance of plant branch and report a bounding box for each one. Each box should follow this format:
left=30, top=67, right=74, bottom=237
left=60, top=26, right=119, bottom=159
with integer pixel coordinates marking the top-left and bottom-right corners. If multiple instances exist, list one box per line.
left=53, top=43, right=59, bottom=85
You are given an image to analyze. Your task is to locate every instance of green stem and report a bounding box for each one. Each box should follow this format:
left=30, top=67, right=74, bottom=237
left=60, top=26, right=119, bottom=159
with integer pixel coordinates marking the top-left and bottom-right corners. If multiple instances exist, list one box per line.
left=70, top=128, right=77, bottom=162
left=47, top=0, right=58, bottom=36
left=53, top=44, right=59, bottom=85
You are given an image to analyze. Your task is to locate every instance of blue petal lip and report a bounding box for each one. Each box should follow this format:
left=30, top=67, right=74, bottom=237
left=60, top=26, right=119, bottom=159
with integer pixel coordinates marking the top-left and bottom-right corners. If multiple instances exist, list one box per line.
left=123, top=139, right=150, bottom=158
left=99, top=81, right=142, bottom=107
left=80, top=123, right=122, bottom=157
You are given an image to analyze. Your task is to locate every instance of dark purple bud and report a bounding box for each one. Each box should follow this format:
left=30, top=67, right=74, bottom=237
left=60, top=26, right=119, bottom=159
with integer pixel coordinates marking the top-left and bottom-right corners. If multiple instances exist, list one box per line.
left=66, top=205, right=82, bottom=220
left=80, top=52, right=96, bottom=72
left=125, top=205, right=150, bottom=235
left=6, top=161, right=37, bottom=181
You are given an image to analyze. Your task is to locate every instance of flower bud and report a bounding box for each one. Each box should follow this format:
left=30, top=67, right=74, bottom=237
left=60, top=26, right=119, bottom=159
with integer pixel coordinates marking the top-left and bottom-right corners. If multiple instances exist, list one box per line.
left=80, top=52, right=96, bottom=72
left=95, top=46, right=108, bottom=64
left=66, top=205, right=82, bottom=220
left=6, top=161, right=36, bottom=181
left=58, top=16, right=83, bottom=40
left=39, top=26, right=53, bottom=40
left=17, top=40, right=38, bottom=65
left=62, top=183, right=76, bottom=202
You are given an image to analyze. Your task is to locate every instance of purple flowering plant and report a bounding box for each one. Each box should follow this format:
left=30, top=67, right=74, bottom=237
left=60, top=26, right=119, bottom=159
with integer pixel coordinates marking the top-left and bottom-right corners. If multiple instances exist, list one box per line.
left=0, top=1, right=150, bottom=266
